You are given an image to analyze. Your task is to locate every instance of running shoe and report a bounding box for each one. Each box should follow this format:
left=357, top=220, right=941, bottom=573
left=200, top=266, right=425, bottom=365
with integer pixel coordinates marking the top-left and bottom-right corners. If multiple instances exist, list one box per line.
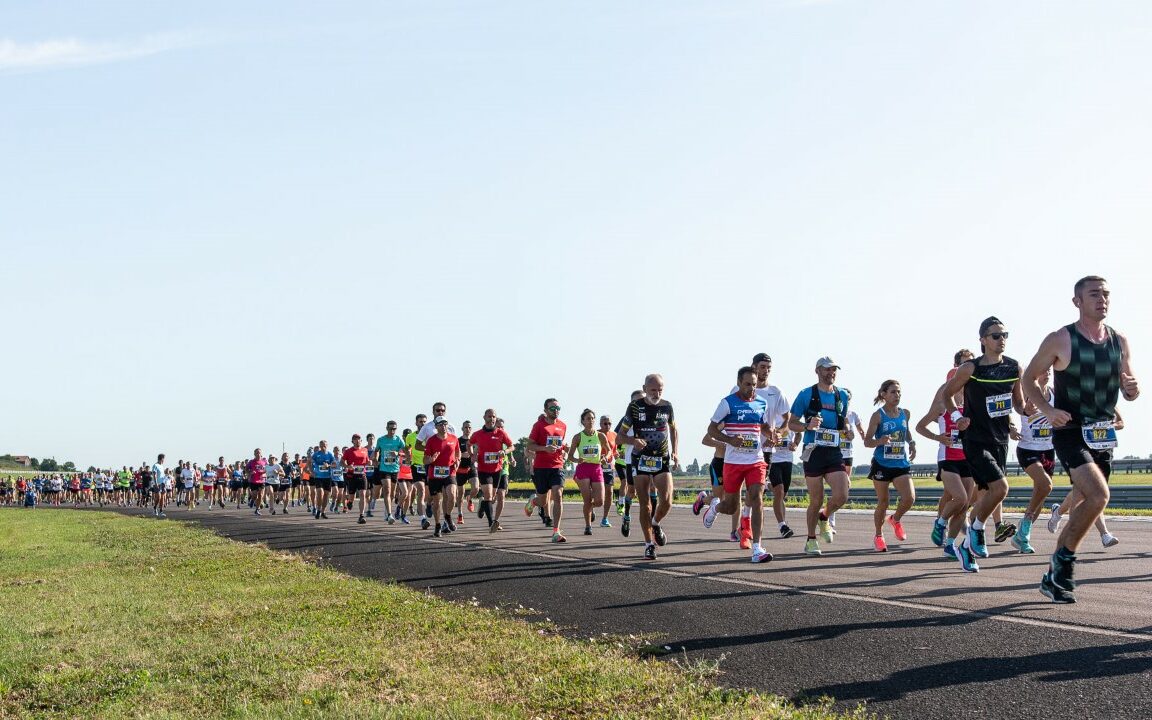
left=967, top=527, right=989, bottom=558
left=542, top=515, right=552, bottom=528
left=158, top=512, right=166, bottom=519
left=551, top=532, right=567, bottom=543
left=621, top=515, right=630, bottom=538
left=434, top=524, right=442, bottom=537
left=804, top=538, right=822, bottom=556
left=421, top=517, right=430, bottom=531
left=1102, top=533, right=1120, bottom=548
left=386, top=514, right=395, bottom=525
left=357, top=514, right=366, bottom=524
left=1047, top=503, right=1062, bottom=533
left=1039, top=573, right=1076, bottom=603
left=489, top=522, right=499, bottom=534
left=739, top=531, right=751, bottom=550
left=456, top=512, right=464, bottom=524
left=492, top=521, right=504, bottom=531
left=931, top=518, right=946, bottom=547
left=729, top=531, right=740, bottom=542
left=467, top=499, right=474, bottom=513
left=874, top=536, right=888, bottom=553
left=446, top=518, right=457, bottom=533
left=399, top=515, right=410, bottom=525
left=818, top=519, right=833, bottom=544
left=590, top=511, right=596, bottom=523
left=254, top=510, right=261, bottom=517
left=1011, top=532, right=1035, bottom=554
left=584, top=526, right=592, bottom=536
left=366, top=510, right=374, bottom=518
left=1048, top=551, right=1077, bottom=591
left=600, top=518, right=611, bottom=528
left=314, top=510, right=321, bottom=520
left=653, top=524, right=667, bottom=547
left=887, top=516, right=907, bottom=542
left=943, top=542, right=957, bottom=558
left=692, top=491, right=708, bottom=516
left=702, top=503, right=718, bottom=529
left=751, top=548, right=773, bottom=564
left=779, top=524, right=794, bottom=539
left=644, top=544, right=656, bottom=560
left=994, top=522, right=1016, bottom=543
left=524, top=499, right=534, bottom=517
left=616, top=499, right=624, bottom=515
left=320, top=512, right=329, bottom=519
left=955, top=539, right=980, bottom=573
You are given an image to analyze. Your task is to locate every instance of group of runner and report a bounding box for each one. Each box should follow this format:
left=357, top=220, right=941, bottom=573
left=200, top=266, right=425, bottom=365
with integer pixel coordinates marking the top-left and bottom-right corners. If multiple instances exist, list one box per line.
left=10, top=276, right=1137, bottom=604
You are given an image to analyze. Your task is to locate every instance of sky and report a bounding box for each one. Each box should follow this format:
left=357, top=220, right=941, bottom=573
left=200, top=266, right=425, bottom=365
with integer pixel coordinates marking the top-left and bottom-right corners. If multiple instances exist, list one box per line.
left=3, top=1, right=1150, bottom=469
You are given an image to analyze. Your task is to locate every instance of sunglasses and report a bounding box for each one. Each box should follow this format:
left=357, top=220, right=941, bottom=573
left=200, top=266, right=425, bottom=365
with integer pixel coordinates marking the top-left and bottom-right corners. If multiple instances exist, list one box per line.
left=547, top=406, right=561, bottom=412
left=984, top=332, right=1009, bottom=340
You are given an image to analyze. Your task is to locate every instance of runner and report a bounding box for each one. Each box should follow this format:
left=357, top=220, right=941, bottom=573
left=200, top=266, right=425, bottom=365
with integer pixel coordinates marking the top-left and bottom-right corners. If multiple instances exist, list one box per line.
left=862, top=380, right=917, bottom=552
left=526, top=398, right=568, bottom=543
left=616, top=375, right=679, bottom=560
left=405, top=415, right=430, bottom=529
left=364, top=433, right=376, bottom=513
left=374, top=421, right=404, bottom=524
left=396, top=430, right=414, bottom=522
left=496, top=418, right=516, bottom=526
left=1012, top=368, right=1057, bottom=553
left=267, top=454, right=286, bottom=514
left=768, top=424, right=799, bottom=539
left=151, top=453, right=168, bottom=518
left=201, top=463, right=216, bottom=511
left=915, top=381, right=977, bottom=559
left=454, top=420, right=477, bottom=525
left=471, top=409, right=515, bottom=531
left=597, top=415, right=616, bottom=527
left=424, top=416, right=460, bottom=537
left=788, top=357, right=854, bottom=556
left=247, top=449, right=268, bottom=517
left=746, top=353, right=793, bottom=543
left=310, top=440, right=335, bottom=520
left=614, top=390, right=643, bottom=538
left=940, top=317, right=1024, bottom=572
left=702, top=365, right=775, bottom=563
left=566, top=409, right=612, bottom=536
left=696, top=431, right=742, bottom=542
left=1022, top=276, right=1139, bottom=603
left=342, top=434, right=372, bottom=524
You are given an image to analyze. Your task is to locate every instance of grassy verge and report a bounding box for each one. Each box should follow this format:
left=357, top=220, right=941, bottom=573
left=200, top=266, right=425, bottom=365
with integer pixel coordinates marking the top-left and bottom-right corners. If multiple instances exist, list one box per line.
left=0, top=510, right=872, bottom=720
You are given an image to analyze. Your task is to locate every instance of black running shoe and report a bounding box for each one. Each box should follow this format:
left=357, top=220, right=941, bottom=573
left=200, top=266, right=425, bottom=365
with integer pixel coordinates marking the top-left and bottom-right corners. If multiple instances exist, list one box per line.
left=434, top=524, right=442, bottom=538
left=644, top=544, right=657, bottom=560
left=780, top=524, right=795, bottom=539
left=1040, top=572, right=1076, bottom=603
left=621, top=515, right=630, bottom=538
left=653, top=523, right=667, bottom=547
left=994, top=522, right=1017, bottom=543
left=357, top=514, right=366, bottom=525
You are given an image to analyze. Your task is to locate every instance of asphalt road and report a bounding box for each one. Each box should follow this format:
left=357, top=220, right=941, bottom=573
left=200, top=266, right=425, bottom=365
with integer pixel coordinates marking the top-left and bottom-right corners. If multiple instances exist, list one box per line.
left=103, top=500, right=1152, bottom=719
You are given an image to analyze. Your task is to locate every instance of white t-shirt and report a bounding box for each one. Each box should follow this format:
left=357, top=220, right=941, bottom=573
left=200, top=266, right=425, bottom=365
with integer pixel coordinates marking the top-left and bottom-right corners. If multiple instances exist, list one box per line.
left=1018, top=389, right=1055, bottom=452
left=771, top=429, right=796, bottom=463
left=153, top=464, right=168, bottom=487
left=267, top=463, right=283, bottom=485
left=418, top=420, right=457, bottom=445
left=731, top=384, right=791, bottom=450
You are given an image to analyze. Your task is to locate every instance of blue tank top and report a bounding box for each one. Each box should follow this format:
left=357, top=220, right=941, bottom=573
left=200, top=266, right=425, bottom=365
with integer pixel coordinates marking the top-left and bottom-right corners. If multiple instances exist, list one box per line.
left=872, top=406, right=911, bottom=468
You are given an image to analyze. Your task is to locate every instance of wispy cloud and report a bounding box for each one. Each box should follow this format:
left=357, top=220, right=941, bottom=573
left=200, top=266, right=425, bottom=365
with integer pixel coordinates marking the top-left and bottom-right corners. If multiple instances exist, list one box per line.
left=0, top=33, right=203, bottom=73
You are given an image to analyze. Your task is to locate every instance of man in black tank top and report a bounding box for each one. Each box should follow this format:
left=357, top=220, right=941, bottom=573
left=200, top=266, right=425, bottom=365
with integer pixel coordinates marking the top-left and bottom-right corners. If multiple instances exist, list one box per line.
left=941, top=317, right=1024, bottom=572
left=1023, top=276, right=1140, bottom=604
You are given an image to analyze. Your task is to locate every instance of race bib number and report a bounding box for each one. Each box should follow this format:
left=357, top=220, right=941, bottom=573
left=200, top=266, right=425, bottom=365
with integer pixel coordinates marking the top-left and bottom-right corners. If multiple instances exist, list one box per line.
left=483, top=452, right=501, bottom=464
left=814, top=429, right=840, bottom=448
left=734, top=433, right=760, bottom=454
left=639, top=456, right=663, bottom=472
left=777, top=432, right=791, bottom=449
left=1027, top=413, right=1052, bottom=441
left=986, top=393, right=1012, bottom=418
left=545, top=436, right=563, bottom=449
left=882, top=441, right=906, bottom=461
left=432, top=466, right=451, bottom=479
left=1082, top=422, right=1117, bottom=450
left=948, top=428, right=963, bottom=449
left=383, top=452, right=399, bottom=464
left=354, top=465, right=368, bottom=476
left=581, top=445, right=599, bottom=459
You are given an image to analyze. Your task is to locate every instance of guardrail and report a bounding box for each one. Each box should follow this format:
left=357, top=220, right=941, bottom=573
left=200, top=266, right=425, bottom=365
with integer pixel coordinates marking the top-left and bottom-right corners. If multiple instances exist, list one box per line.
left=781, top=485, right=1152, bottom=510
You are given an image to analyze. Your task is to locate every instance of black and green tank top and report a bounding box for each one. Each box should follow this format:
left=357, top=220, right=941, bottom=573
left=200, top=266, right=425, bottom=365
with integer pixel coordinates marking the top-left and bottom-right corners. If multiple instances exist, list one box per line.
left=1053, top=323, right=1121, bottom=426
left=961, top=356, right=1020, bottom=446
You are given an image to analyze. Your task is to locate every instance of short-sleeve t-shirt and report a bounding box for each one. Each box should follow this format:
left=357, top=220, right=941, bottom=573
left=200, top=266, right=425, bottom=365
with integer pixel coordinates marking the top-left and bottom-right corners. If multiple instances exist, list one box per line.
left=247, top=458, right=267, bottom=483
left=619, top=399, right=674, bottom=458
left=342, top=447, right=371, bottom=478
left=404, top=431, right=425, bottom=465
left=471, top=427, right=515, bottom=473
left=424, top=434, right=460, bottom=480
left=710, top=392, right=768, bottom=465
left=529, top=415, right=567, bottom=469
left=375, top=435, right=406, bottom=472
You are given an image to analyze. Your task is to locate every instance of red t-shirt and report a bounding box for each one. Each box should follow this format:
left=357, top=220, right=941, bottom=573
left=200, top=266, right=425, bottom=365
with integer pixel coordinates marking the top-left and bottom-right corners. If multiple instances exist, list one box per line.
left=529, top=415, right=567, bottom=469
left=424, top=434, right=460, bottom=481
left=471, top=427, right=514, bottom=473
left=342, top=446, right=371, bottom=479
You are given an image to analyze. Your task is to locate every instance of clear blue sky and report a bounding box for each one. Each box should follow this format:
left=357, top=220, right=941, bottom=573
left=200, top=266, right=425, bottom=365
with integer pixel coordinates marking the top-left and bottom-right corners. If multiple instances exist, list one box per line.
left=3, top=1, right=1149, bottom=468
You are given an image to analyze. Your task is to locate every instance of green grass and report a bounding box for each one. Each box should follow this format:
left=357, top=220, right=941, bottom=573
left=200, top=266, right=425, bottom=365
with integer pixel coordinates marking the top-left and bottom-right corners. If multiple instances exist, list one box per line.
left=0, top=510, right=873, bottom=720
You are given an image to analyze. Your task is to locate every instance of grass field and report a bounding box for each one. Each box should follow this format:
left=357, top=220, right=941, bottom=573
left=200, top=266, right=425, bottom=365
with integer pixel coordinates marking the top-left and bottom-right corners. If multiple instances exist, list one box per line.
left=0, top=510, right=871, bottom=720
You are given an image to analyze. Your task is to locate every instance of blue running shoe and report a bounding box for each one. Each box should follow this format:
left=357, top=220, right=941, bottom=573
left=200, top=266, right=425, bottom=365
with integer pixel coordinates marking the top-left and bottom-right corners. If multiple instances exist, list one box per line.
left=968, top=527, right=989, bottom=558
left=931, top=518, right=946, bottom=547
left=943, top=542, right=957, bottom=558
left=955, top=539, right=980, bottom=573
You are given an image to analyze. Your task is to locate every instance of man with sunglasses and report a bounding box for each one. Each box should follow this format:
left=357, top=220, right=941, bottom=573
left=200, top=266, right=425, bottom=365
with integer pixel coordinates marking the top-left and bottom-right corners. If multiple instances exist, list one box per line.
left=374, top=421, right=404, bottom=524
left=472, top=409, right=515, bottom=530
left=597, top=415, right=616, bottom=528
left=940, top=317, right=1024, bottom=572
left=1023, top=276, right=1140, bottom=603
left=526, top=399, right=568, bottom=543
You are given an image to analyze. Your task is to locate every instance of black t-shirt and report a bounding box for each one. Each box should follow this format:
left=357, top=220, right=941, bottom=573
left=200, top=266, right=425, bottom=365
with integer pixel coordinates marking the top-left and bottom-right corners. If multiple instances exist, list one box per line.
left=622, top=399, right=674, bottom=458
left=961, top=356, right=1020, bottom=446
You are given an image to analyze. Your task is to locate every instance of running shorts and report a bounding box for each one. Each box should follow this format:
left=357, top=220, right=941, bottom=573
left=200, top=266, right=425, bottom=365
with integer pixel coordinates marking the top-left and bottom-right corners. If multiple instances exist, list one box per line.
left=1015, top=447, right=1055, bottom=475
left=768, top=461, right=793, bottom=491
left=960, top=438, right=1008, bottom=489
left=867, top=461, right=910, bottom=483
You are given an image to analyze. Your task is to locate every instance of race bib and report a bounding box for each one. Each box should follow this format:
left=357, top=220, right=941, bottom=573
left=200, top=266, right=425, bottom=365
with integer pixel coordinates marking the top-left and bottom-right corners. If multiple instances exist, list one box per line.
left=545, top=436, right=563, bottom=449
left=432, top=466, right=450, bottom=479
left=1082, top=422, right=1117, bottom=450
left=948, top=429, right=963, bottom=449
left=1027, top=413, right=1052, bottom=441
left=734, top=432, right=760, bottom=454
left=383, top=452, right=399, bottom=464
left=776, top=433, right=791, bottom=449
left=354, top=465, right=368, bottom=476
left=986, top=393, right=1012, bottom=418
left=882, top=441, right=906, bottom=461
left=814, top=429, right=840, bottom=448
left=581, top=445, right=599, bottom=459
left=639, top=456, right=663, bottom=472
left=483, top=451, right=501, bottom=464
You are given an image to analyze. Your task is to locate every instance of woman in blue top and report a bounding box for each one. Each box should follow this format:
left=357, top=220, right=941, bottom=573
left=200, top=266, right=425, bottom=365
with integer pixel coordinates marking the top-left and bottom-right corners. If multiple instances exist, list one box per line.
left=863, top=380, right=917, bottom=553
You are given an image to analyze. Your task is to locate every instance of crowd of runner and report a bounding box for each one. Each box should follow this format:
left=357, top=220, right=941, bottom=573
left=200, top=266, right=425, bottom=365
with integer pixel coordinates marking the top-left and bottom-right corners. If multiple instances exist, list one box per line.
left=4, top=276, right=1138, bottom=605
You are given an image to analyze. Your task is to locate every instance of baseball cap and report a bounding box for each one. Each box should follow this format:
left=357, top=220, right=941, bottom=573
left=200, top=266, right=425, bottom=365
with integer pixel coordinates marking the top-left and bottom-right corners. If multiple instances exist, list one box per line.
left=752, top=352, right=772, bottom=364
left=815, top=356, right=840, bottom=369
left=433, top=416, right=448, bottom=425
